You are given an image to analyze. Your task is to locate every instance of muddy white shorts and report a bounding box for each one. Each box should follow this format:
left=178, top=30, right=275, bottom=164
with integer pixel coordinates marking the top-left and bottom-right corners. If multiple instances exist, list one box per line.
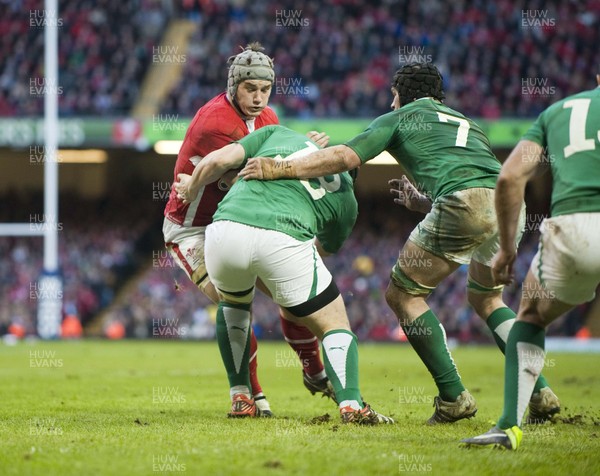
left=408, top=188, right=525, bottom=266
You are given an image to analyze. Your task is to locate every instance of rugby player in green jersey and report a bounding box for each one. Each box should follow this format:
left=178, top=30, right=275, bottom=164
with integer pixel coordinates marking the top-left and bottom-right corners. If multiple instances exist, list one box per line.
left=240, top=63, right=559, bottom=425
left=462, top=75, right=600, bottom=449
left=175, top=125, right=394, bottom=424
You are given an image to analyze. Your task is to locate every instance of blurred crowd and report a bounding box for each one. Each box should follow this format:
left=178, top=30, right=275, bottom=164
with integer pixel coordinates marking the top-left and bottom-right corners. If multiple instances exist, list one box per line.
left=4, top=189, right=587, bottom=343
left=0, top=190, right=158, bottom=337
left=1, top=0, right=598, bottom=118
left=169, top=0, right=600, bottom=119
left=0, top=0, right=167, bottom=116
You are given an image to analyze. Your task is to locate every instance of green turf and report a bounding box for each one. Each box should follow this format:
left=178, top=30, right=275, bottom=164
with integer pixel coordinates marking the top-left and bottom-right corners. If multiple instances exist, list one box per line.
left=1, top=340, right=599, bottom=475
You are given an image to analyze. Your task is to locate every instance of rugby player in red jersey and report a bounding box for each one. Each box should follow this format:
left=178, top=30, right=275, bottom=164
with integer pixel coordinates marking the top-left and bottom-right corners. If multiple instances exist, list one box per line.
left=163, top=43, right=333, bottom=416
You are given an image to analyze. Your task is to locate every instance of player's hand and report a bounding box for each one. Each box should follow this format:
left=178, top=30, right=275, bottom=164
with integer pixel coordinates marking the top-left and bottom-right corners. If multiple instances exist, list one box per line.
left=175, top=173, right=197, bottom=204
left=389, top=176, right=432, bottom=214
left=217, top=169, right=239, bottom=191
left=239, top=157, right=280, bottom=181
left=306, top=130, right=330, bottom=148
left=491, top=249, right=517, bottom=285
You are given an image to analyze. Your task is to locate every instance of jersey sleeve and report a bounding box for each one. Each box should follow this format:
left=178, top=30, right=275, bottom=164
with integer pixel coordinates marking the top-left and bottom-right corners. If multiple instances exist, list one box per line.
left=344, top=113, right=399, bottom=164
left=316, top=193, right=358, bottom=254
left=521, top=112, right=547, bottom=148
left=236, top=125, right=280, bottom=161
left=260, top=106, right=280, bottom=125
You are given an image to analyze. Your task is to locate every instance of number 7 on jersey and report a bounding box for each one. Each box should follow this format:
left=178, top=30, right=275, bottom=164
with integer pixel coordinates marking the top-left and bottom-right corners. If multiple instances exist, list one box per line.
left=437, top=112, right=470, bottom=147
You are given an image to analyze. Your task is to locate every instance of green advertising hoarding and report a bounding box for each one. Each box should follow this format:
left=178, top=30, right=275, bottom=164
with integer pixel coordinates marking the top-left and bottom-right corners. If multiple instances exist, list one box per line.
left=0, top=117, right=534, bottom=150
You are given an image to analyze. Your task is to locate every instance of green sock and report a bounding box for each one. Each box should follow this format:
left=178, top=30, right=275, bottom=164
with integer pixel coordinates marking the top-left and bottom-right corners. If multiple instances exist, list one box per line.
left=498, top=321, right=546, bottom=429
left=487, top=307, right=550, bottom=394
left=216, top=302, right=252, bottom=392
left=322, top=330, right=362, bottom=407
left=402, top=310, right=465, bottom=402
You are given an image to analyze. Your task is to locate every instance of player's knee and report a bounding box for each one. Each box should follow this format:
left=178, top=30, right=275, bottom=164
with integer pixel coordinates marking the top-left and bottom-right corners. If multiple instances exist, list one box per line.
left=517, top=299, right=551, bottom=327
left=384, top=283, right=402, bottom=309
left=387, top=264, right=433, bottom=320
left=385, top=281, right=424, bottom=322
left=200, top=280, right=220, bottom=303
left=389, top=263, right=435, bottom=298
left=467, top=290, right=501, bottom=317
left=467, top=277, right=504, bottom=317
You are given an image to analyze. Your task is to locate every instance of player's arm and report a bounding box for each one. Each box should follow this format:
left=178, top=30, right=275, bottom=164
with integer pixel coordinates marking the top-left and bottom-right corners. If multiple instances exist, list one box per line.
left=240, top=115, right=395, bottom=181
left=175, top=143, right=245, bottom=203
left=492, top=139, right=545, bottom=284
left=239, top=144, right=361, bottom=180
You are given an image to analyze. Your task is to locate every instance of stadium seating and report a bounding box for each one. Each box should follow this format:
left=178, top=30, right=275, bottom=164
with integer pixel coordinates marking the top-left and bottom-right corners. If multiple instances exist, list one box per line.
left=1, top=0, right=598, bottom=118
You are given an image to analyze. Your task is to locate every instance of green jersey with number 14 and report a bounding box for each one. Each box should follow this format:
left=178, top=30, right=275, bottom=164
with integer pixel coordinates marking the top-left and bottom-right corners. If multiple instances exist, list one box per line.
left=523, top=86, right=600, bottom=216
left=345, top=98, right=500, bottom=201
left=212, top=125, right=358, bottom=254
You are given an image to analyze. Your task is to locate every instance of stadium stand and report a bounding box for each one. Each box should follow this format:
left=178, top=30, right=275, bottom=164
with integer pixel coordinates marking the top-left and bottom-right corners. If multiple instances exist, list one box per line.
left=1, top=1, right=598, bottom=118
left=0, top=0, right=168, bottom=116
left=160, top=0, right=600, bottom=118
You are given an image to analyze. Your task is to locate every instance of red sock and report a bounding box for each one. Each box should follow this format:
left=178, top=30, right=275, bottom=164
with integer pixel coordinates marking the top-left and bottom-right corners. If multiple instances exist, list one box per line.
left=248, top=329, right=263, bottom=396
left=279, top=311, right=324, bottom=377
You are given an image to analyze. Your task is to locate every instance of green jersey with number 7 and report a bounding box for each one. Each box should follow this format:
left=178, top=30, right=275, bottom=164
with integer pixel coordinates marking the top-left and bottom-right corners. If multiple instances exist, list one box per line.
left=522, top=86, right=600, bottom=217
left=213, top=125, right=358, bottom=254
left=346, top=98, right=500, bottom=201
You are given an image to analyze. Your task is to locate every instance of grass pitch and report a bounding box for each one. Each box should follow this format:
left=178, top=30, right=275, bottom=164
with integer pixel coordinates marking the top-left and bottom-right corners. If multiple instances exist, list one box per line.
left=1, top=340, right=599, bottom=475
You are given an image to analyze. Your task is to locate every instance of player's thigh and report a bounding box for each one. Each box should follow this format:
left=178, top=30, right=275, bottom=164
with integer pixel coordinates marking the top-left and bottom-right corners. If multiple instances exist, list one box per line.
left=517, top=270, right=573, bottom=327
left=394, top=240, right=459, bottom=289
left=468, top=260, right=497, bottom=289
left=297, top=295, right=351, bottom=339
left=204, top=220, right=257, bottom=302
left=471, top=200, right=526, bottom=268
left=466, top=259, right=505, bottom=319
left=254, top=231, right=335, bottom=310
left=163, top=218, right=213, bottom=294
left=256, top=278, right=272, bottom=298
left=528, top=213, right=600, bottom=310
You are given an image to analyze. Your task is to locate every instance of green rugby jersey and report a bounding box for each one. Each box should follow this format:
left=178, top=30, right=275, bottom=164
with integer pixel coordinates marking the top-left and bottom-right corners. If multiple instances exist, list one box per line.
left=213, top=125, right=358, bottom=253
left=346, top=98, right=500, bottom=200
left=523, top=86, right=600, bottom=216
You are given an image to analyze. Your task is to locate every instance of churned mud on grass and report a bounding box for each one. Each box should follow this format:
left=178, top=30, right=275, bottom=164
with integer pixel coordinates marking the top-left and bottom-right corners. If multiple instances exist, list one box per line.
left=308, top=413, right=331, bottom=424
left=556, top=414, right=584, bottom=425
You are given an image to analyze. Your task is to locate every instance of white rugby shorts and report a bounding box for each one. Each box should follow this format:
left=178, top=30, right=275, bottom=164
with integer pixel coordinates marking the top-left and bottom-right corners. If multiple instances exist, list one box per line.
left=205, top=220, right=333, bottom=308
left=530, top=213, right=600, bottom=305
left=163, top=217, right=209, bottom=288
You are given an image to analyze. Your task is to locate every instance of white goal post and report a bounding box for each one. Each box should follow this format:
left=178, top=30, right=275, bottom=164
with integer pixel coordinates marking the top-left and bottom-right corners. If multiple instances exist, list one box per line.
left=0, top=0, right=62, bottom=339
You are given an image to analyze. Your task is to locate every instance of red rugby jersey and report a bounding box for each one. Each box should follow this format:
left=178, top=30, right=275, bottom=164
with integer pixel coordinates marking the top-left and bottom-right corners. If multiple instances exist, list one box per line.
left=164, top=93, right=279, bottom=227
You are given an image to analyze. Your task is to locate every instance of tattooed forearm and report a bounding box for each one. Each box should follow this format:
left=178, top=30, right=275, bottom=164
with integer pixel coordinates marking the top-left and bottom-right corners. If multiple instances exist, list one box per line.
left=294, top=146, right=350, bottom=178
left=272, top=160, right=297, bottom=178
